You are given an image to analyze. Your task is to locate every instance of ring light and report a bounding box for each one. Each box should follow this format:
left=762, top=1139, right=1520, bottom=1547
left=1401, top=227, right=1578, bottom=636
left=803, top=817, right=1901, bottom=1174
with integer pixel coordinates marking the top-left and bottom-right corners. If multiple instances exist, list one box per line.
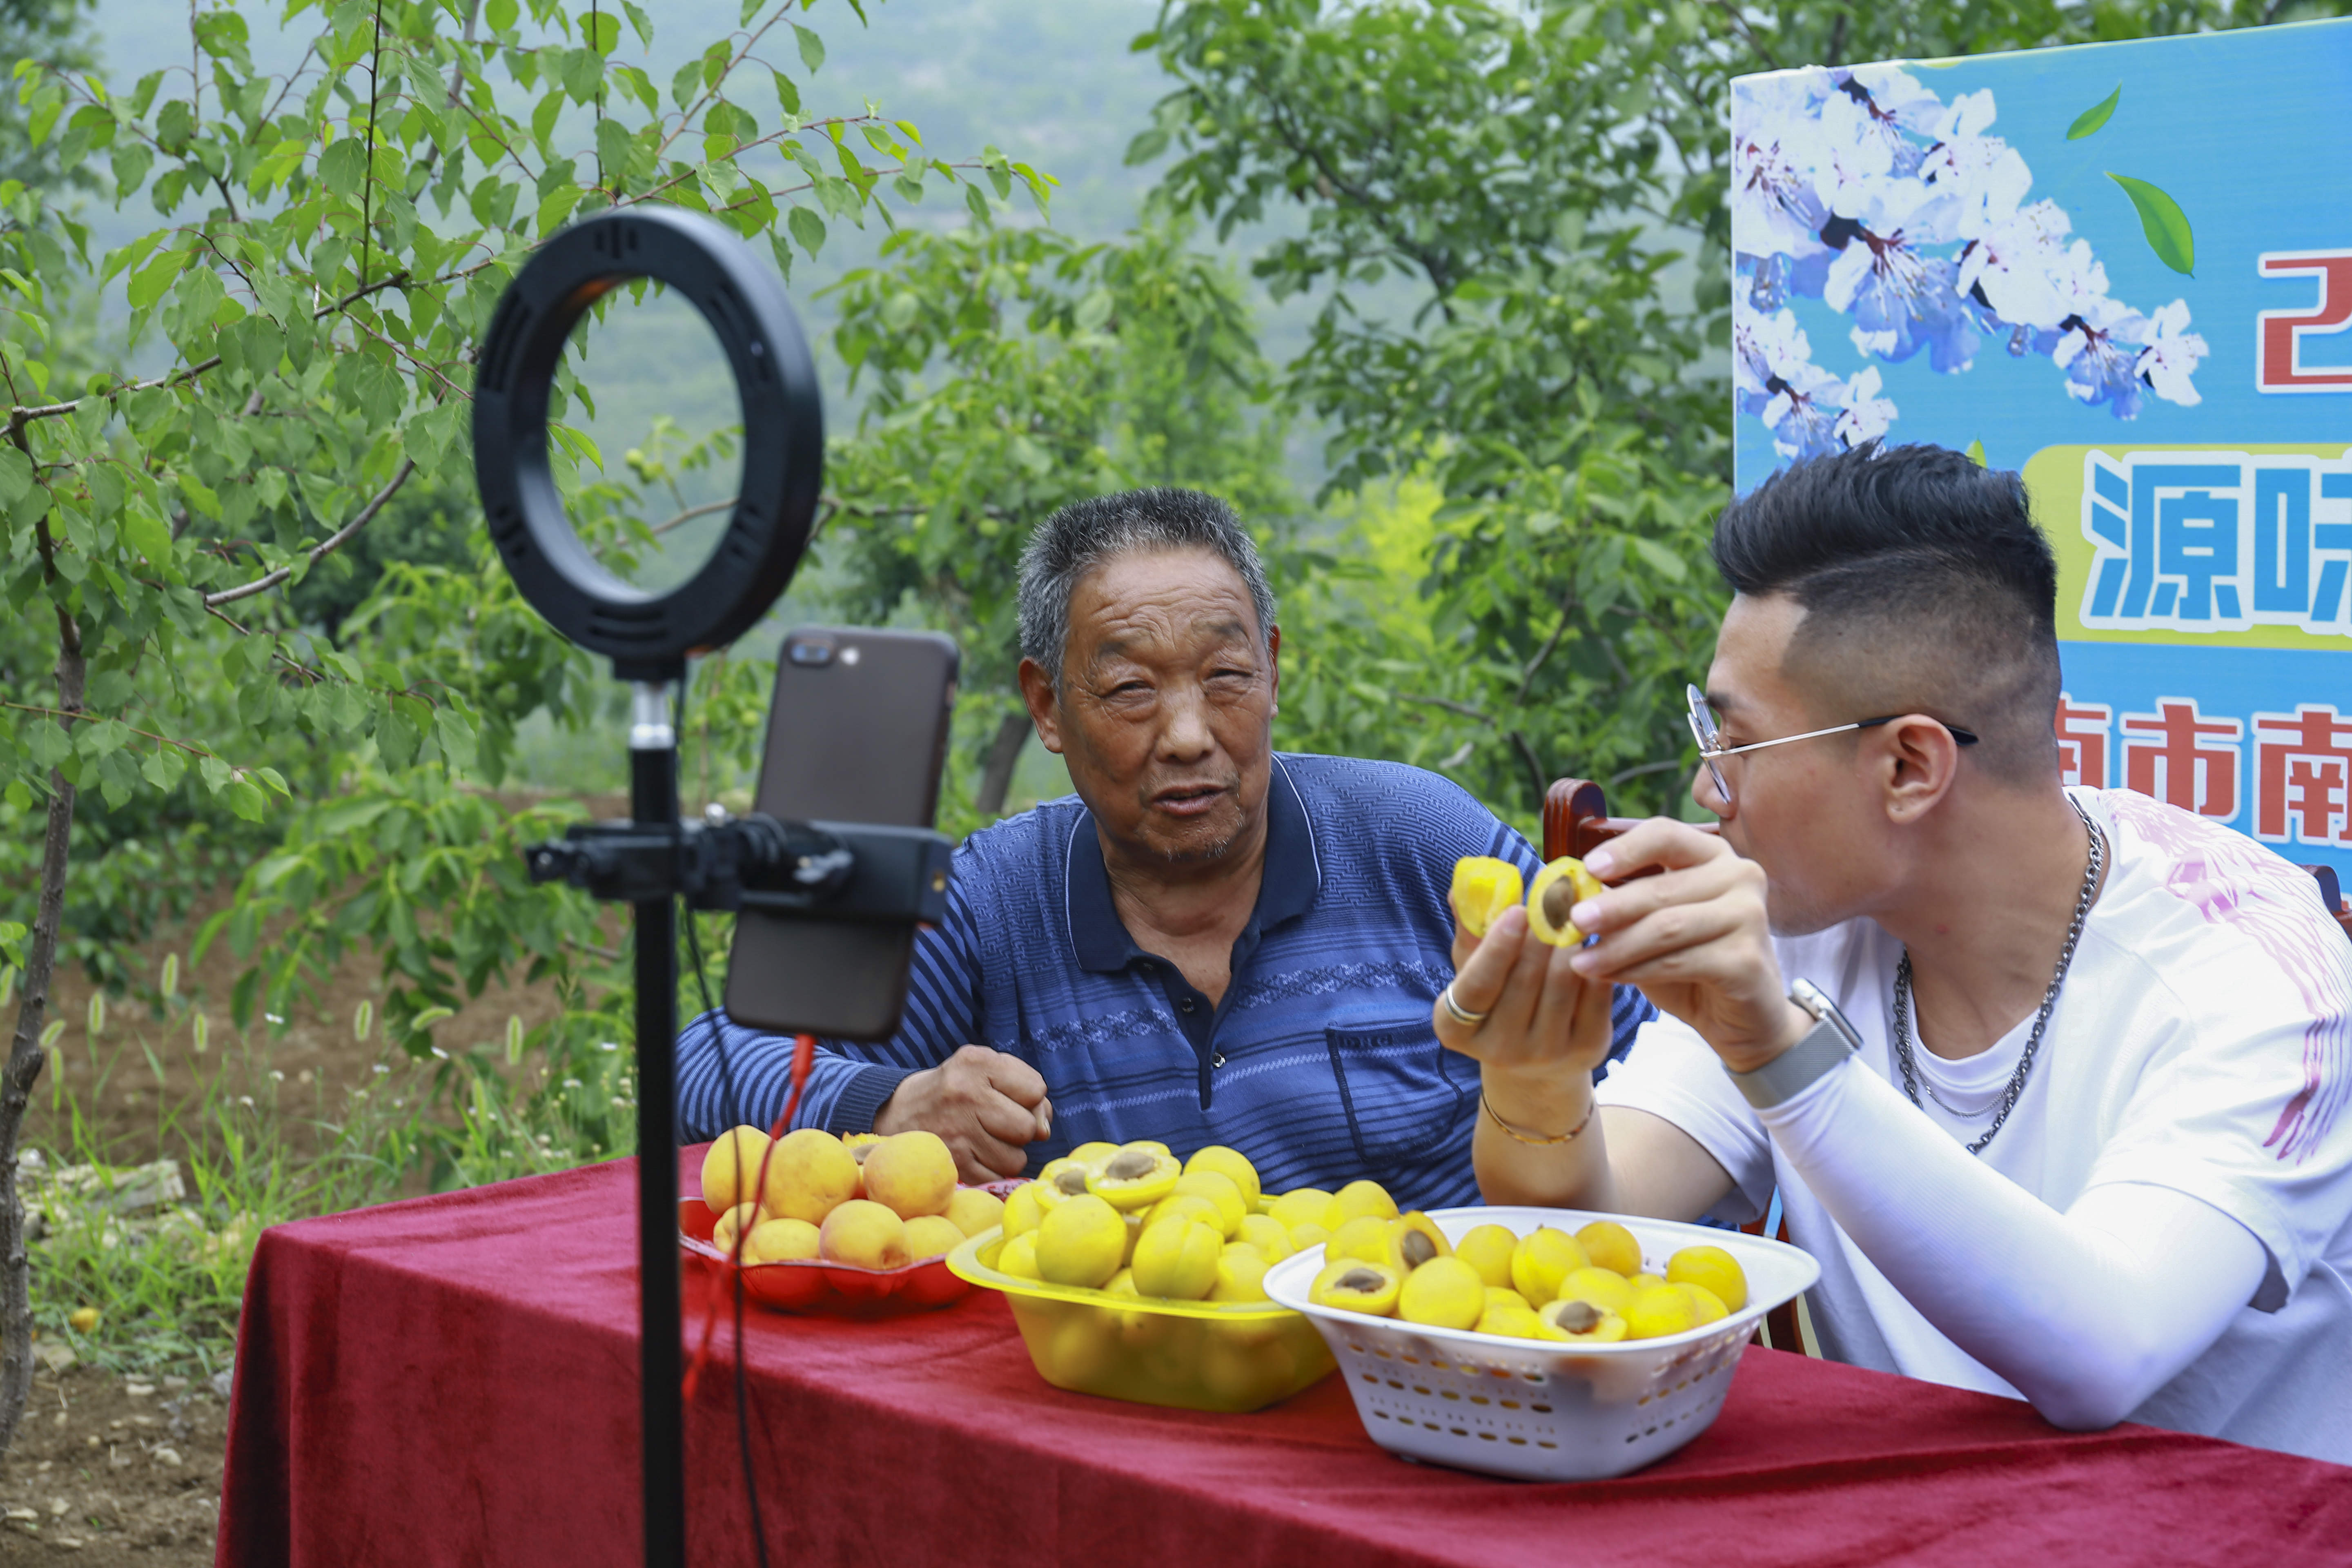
left=471, top=205, right=824, bottom=679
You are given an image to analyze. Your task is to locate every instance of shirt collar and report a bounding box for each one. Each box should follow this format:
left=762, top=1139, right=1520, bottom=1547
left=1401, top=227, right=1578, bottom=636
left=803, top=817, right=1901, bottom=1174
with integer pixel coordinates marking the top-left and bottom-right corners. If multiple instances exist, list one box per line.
left=1063, top=756, right=1323, bottom=973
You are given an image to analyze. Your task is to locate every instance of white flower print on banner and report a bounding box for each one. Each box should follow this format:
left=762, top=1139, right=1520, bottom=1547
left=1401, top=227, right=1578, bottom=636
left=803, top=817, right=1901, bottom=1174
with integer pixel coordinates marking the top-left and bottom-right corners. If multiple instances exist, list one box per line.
left=1732, top=67, right=2207, bottom=452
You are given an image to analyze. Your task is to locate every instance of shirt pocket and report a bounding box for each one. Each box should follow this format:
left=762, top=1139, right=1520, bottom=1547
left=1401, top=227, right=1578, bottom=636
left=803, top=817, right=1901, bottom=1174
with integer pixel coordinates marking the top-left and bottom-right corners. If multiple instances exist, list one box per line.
left=1324, top=1015, right=1473, bottom=1168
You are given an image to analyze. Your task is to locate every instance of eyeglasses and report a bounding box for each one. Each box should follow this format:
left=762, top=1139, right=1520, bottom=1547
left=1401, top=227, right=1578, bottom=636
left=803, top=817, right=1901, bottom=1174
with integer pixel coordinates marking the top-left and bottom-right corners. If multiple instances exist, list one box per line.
left=1684, top=683, right=1979, bottom=806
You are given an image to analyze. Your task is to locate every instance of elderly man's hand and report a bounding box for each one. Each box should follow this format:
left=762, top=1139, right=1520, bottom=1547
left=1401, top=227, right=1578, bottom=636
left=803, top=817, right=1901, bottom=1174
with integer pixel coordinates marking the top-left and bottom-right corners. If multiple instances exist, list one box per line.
left=874, top=1045, right=1053, bottom=1184
left=1566, top=820, right=1809, bottom=1073
left=1432, top=901, right=1619, bottom=1081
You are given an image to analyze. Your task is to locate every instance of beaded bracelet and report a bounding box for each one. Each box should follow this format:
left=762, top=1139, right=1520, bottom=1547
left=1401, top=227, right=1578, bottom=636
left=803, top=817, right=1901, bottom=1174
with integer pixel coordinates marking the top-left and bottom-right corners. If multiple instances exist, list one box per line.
left=1480, top=1091, right=1596, bottom=1147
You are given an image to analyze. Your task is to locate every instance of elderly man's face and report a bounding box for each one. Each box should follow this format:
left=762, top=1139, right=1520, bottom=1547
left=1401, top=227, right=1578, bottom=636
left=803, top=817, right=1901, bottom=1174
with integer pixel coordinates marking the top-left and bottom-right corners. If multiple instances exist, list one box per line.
left=1025, top=546, right=1278, bottom=867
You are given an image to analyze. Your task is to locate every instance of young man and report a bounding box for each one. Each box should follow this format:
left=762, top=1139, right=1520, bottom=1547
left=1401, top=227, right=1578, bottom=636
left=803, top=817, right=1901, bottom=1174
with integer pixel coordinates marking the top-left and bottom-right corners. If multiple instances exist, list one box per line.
left=681, top=487, right=1648, bottom=1207
left=1439, top=443, right=2352, bottom=1463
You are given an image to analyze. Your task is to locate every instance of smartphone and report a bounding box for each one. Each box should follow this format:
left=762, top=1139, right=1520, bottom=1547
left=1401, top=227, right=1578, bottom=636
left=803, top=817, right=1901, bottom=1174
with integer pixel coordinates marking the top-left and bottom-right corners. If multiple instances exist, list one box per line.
left=722, top=627, right=961, bottom=1039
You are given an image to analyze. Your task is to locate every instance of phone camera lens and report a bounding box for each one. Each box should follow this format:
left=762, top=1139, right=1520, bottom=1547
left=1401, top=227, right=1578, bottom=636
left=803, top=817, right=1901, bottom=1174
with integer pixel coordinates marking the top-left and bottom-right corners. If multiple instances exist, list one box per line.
left=788, top=639, right=833, bottom=667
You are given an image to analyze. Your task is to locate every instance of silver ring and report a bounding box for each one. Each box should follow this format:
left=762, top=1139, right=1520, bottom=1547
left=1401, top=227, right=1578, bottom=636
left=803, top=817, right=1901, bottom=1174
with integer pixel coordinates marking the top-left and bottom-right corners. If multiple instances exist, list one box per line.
left=1441, top=984, right=1489, bottom=1027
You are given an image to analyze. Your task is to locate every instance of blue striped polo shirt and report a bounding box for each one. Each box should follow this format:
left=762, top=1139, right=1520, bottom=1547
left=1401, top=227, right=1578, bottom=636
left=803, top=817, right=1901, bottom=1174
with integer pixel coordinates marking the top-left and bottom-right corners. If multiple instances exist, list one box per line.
left=677, top=752, right=1653, bottom=1212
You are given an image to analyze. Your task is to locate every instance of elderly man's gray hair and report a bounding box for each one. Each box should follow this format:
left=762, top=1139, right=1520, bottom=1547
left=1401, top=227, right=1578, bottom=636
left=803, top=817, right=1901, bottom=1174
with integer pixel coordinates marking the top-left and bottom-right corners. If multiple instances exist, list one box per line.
left=1016, top=488, right=1278, bottom=686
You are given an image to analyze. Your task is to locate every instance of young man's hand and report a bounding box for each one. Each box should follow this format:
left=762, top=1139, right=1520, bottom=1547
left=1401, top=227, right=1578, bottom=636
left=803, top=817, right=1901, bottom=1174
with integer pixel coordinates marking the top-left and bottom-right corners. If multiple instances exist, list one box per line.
left=1564, top=820, right=1810, bottom=1073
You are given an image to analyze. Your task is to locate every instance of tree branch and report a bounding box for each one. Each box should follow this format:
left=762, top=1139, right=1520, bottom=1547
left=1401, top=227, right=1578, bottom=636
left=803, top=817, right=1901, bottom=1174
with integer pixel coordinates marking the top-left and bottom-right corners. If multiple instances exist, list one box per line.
left=0, top=419, right=78, bottom=1462
left=650, top=495, right=736, bottom=537
left=203, top=457, right=416, bottom=608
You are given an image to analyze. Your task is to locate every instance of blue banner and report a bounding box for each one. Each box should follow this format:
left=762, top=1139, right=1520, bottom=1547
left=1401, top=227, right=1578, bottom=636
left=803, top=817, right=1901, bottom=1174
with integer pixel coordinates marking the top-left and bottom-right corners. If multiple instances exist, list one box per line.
left=1732, top=20, right=2352, bottom=875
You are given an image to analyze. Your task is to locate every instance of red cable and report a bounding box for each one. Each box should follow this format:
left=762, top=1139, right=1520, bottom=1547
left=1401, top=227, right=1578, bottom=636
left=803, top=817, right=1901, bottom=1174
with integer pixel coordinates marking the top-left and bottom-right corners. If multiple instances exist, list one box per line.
left=683, top=1033, right=817, bottom=1402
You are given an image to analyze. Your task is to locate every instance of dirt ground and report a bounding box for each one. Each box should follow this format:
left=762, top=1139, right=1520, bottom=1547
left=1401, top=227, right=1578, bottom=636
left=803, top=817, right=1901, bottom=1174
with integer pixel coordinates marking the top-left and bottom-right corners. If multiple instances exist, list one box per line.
left=0, top=1364, right=227, bottom=1563
left=24, top=793, right=633, bottom=1169
left=3, top=797, right=628, bottom=1556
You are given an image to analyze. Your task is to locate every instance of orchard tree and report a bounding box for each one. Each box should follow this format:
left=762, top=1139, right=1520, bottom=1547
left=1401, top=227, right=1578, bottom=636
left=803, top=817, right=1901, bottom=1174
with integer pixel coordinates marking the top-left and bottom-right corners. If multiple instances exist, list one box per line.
left=1134, top=0, right=2352, bottom=818
left=820, top=216, right=1291, bottom=824
left=0, top=0, right=1043, bottom=1454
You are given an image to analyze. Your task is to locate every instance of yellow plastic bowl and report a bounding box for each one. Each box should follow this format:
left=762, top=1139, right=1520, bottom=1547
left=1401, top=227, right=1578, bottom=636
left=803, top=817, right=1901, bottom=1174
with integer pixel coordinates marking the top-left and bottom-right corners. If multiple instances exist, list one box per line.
left=947, top=1229, right=1335, bottom=1413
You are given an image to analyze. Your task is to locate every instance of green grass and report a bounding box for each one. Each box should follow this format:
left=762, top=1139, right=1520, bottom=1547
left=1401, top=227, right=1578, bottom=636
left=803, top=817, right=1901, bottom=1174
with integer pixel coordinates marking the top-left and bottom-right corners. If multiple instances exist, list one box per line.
left=27, top=1022, right=631, bottom=1381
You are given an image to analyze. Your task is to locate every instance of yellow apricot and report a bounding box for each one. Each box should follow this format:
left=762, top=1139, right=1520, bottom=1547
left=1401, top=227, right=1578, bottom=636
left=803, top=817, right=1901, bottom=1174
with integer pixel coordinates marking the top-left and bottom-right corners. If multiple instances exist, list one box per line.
left=819, top=1198, right=910, bottom=1270
left=861, top=1130, right=958, bottom=1219
left=1557, top=1266, right=1636, bottom=1315
left=1396, top=1256, right=1486, bottom=1330
left=1184, top=1145, right=1263, bottom=1208
left=1236, top=1214, right=1293, bottom=1262
left=760, top=1128, right=861, bottom=1225
left=1309, top=1258, right=1401, bottom=1317
left=1326, top=1215, right=1394, bottom=1266
left=1131, top=1216, right=1222, bottom=1300
left=710, top=1201, right=765, bottom=1258
left=700, top=1127, right=771, bottom=1215
left=1267, top=1188, right=1334, bottom=1232
left=944, top=1187, right=1005, bottom=1238
left=1475, top=1302, right=1545, bottom=1340
left=1538, top=1297, right=1630, bottom=1343
left=997, top=1233, right=1042, bottom=1281
left=1680, top=1283, right=1729, bottom=1325
left=1330, top=1179, right=1399, bottom=1226
left=1034, top=1194, right=1125, bottom=1289
left=1666, top=1245, right=1749, bottom=1312
left=903, top=1214, right=967, bottom=1261
left=1575, top=1220, right=1644, bottom=1277
left=1169, top=1170, right=1246, bottom=1237
left=1286, top=1222, right=1331, bottom=1252
left=1209, top=1246, right=1271, bottom=1303
left=1623, top=1283, right=1698, bottom=1340
left=1526, top=857, right=1606, bottom=947
left=1450, top=855, right=1526, bottom=937
left=739, top=1217, right=821, bottom=1265
left=1454, top=1223, right=1521, bottom=1290
left=1002, top=1183, right=1045, bottom=1239
left=1510, top=1227, right=1589, bottom=1305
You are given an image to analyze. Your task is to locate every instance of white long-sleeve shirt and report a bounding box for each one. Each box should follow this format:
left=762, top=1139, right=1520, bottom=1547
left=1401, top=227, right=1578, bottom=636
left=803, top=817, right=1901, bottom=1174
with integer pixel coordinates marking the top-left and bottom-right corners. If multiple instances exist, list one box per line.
left=1596, top=787, right=2352, bottom=1463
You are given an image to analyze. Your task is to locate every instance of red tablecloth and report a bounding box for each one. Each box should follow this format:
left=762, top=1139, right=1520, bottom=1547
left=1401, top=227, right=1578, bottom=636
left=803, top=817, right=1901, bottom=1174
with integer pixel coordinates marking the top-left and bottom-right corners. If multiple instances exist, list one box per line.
left=218, top=1154, right=2352, bottom=1567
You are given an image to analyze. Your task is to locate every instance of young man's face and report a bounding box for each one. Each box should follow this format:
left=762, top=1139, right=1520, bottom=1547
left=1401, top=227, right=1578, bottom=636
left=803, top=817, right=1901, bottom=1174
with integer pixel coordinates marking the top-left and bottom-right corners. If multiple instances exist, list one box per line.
left=1694, top=592, right=1906, bottom=935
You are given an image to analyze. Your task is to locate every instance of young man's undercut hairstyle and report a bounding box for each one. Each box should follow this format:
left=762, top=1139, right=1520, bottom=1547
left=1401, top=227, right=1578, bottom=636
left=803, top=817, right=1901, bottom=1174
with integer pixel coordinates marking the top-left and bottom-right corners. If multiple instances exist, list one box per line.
left=1018, top=487, right=1276, bottom=688
left=1710, top=442, right=2062, bottom=784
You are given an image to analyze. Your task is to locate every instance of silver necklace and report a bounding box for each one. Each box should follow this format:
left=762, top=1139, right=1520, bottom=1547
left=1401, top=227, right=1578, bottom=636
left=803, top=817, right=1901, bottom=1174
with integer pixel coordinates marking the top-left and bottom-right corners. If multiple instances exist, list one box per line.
left=1891, top=797, right=2104, bottom=1156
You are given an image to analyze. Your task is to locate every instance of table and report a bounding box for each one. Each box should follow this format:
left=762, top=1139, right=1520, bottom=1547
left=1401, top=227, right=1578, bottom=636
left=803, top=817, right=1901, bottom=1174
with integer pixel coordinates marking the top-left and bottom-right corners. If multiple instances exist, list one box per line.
left=218, top=1154, right=2352, bottom=1567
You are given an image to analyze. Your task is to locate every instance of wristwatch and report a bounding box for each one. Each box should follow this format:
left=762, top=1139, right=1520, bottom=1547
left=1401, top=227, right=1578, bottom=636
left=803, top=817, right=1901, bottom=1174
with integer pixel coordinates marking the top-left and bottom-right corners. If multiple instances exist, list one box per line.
left=1726, top=978, right=1862, bottom=1109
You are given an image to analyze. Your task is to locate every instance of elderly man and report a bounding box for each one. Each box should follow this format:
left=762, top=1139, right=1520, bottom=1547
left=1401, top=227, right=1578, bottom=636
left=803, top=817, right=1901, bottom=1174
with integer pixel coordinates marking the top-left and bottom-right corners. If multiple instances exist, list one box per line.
left=1446, top=443, right=2352, bottom=1461
left=679, top=486, right=1650, bottom=1205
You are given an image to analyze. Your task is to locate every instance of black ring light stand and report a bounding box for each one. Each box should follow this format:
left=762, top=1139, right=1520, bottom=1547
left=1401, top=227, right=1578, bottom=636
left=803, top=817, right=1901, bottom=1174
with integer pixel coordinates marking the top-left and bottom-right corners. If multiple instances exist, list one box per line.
left=472, top=206, right=823, bottom=1568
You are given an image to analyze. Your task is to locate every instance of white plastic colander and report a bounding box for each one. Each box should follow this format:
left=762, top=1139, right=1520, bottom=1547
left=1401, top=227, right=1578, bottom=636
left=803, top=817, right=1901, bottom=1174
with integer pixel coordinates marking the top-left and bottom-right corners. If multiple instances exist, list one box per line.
left=1262, top=1205, right=1820, bottom=1481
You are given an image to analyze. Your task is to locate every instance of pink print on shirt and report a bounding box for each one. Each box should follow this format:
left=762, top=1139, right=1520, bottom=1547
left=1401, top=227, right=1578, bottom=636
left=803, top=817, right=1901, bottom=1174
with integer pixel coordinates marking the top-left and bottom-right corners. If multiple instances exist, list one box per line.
left=2099, top=788, right=2352, bottom=1163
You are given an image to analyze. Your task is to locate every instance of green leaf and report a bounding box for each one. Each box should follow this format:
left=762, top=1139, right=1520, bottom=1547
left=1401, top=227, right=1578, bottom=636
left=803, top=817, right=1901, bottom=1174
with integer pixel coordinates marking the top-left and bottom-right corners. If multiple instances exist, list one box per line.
left=621, top=0, right=654, bottom=46
left=0, top=445, right=31, bottom=508
left=1628, top=536, right=1688, bottom=582
left=486, top=0, right=519, bottom=29
left=140, top=748, right=188, bottom=792
left=2106, top=172, right=2195, bottom=276
left=792, top=23, right=825, bottom=72
left=1966, top=439, right=1988, bottom=467
left=122, top=503, right=174, bottom=565
left=2067, top=85, right=2120, bottom=140
left=125, top=246, right=190, bottom=309
left=580, top=9, right=620, bottom=53
left=432, top=708, right=479, bottom=773
left=226, top=773, right=268, bottom=822
left=770, top=69, right=800, bottom=117
left=319, top=136, right=367, bottom=200
left=787, top=204, right=825, bottom=258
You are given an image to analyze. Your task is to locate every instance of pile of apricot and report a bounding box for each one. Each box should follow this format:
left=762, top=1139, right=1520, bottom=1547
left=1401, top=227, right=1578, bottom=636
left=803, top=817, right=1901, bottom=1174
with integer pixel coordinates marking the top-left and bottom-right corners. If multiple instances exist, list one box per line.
left=1309, top=1215, right=1748, bottom=1343
left=698, top=1127, right=1006, bottom=1270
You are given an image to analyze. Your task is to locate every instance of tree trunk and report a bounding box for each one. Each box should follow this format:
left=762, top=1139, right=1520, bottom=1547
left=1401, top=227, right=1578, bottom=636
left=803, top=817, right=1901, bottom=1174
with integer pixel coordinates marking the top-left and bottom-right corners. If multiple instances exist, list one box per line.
left=973, top=709, right=1035, bottom=820
left=0, top=612, right=83, bottom=1459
